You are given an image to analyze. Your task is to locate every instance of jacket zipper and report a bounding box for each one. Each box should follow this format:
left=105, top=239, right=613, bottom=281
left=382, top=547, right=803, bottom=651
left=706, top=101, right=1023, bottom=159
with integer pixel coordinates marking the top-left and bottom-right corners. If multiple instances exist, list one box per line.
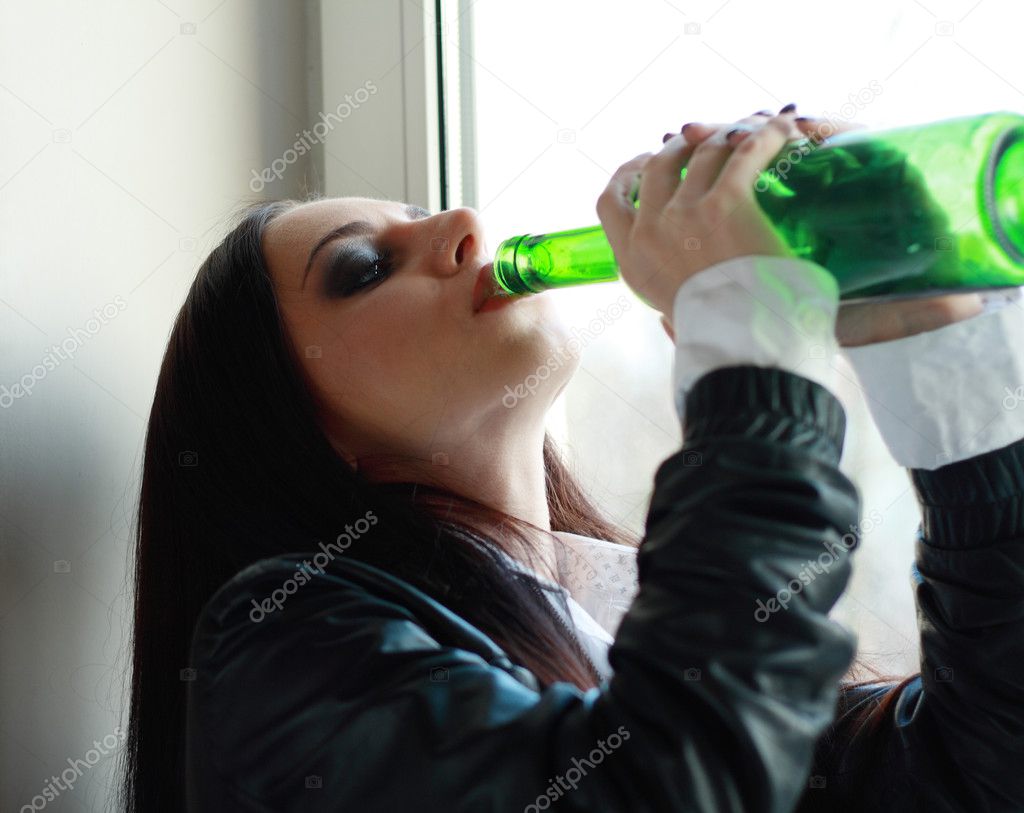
left=526, top=577, right=604, bottom=685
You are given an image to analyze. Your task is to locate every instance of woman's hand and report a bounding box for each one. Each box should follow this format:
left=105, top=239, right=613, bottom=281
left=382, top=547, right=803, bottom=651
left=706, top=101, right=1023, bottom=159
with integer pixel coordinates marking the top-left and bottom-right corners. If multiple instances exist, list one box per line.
left=596, top=107, right=802, bottom=321
left=666, top=112, right=985, bottom=346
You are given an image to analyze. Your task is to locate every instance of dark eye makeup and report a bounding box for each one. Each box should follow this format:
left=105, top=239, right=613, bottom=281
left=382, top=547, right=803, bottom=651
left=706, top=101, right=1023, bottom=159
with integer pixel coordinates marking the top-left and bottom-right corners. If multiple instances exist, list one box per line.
left=323, top=242, right=395, bottom=298
left=313, top=204, right=432, bottom=298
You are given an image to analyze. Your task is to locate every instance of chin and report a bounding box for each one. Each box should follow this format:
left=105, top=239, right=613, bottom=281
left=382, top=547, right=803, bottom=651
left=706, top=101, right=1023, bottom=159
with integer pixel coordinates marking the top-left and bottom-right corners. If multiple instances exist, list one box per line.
left=483, top=299, right=580, bottom=403
left=487, top=293, right=573, bottom=346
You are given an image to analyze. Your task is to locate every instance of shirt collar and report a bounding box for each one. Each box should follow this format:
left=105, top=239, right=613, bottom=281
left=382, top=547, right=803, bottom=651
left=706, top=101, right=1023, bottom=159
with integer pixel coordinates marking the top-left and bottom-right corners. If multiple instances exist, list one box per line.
left=488, top=530, right=640, bottom=633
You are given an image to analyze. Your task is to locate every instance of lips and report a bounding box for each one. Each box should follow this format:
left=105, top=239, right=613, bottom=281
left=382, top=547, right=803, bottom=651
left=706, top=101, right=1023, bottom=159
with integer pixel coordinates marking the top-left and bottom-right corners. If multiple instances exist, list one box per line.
left=472, top=262, right=501, bottom=313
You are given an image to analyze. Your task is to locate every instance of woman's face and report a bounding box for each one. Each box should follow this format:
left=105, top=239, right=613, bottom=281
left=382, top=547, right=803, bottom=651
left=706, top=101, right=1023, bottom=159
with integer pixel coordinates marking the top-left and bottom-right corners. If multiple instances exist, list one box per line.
left=262, top=197, right=577, bottom=469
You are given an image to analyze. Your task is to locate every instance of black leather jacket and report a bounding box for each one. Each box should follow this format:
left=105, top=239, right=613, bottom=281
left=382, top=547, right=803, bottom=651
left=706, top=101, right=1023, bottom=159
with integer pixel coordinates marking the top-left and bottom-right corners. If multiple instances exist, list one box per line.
left=184, top=366, right=1024, bottom=812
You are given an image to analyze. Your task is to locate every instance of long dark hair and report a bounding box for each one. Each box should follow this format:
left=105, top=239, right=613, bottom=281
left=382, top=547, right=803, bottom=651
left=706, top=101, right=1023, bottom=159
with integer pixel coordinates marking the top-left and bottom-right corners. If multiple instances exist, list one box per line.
left=116, top=199, right=640, bottom=812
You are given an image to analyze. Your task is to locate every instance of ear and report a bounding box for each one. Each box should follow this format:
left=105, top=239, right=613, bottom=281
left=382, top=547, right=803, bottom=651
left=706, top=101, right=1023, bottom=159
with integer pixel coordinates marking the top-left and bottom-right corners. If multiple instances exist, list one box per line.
left=660, top=314, right=676, bottom=343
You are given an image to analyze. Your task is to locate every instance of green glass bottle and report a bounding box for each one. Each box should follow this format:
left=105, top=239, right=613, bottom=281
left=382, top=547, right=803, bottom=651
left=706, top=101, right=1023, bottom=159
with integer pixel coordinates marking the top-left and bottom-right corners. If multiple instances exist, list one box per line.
left=492, top=111, right=1024, bottom=303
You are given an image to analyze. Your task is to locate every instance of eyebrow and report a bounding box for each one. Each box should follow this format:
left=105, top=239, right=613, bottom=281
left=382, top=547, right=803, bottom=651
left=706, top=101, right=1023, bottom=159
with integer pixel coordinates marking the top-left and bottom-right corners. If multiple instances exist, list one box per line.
left=301, top=203, right=432, bottom=289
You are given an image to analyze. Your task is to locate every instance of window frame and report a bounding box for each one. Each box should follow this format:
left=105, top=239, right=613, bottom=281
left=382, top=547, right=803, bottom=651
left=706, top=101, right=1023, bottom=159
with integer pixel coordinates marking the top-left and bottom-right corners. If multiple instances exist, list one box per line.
left=316, top=0, right=475, bottom=211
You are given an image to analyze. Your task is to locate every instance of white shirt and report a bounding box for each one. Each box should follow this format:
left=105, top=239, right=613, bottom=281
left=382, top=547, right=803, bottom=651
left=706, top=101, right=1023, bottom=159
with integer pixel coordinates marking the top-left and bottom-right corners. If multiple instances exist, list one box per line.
left=515, top=255, right=1024, bottom=681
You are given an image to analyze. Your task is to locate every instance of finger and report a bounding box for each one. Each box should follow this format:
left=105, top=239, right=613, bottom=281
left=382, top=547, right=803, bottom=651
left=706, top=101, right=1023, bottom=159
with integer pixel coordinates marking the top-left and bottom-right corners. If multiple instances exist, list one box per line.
left=679, top=122, right=722, bottom=143
left=793, top=116, right=866, bottom=146
left=674, top=114, right=783, bottom=202
left=708, top=111, right=800, bottom=200
left=664, top=123, right=718, bottom=143
left=835, top=300, right=903, bottom=346
left=596, top=152, right=653, bottom=248
left=677, top=112, right=775, bottom=143
left=675, top=116, right=801, bottom=151
left=891, top=292, right=985, bottom=336
left=660, top=314, right=676, bottom=342
left=637, top=134, right=704, bottom=211
left=664, top=123, right=722, bottom=143
left=646, top=117, right=771, bottom=210
left=836, top=292, right=984, bottom=346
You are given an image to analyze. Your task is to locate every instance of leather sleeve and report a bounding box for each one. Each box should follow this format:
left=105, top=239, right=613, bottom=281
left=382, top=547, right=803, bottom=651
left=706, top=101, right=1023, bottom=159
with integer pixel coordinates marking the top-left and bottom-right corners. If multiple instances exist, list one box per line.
left=799, top=434, right=1024, bottom=812
left=185, top=365, right=861, bottom=813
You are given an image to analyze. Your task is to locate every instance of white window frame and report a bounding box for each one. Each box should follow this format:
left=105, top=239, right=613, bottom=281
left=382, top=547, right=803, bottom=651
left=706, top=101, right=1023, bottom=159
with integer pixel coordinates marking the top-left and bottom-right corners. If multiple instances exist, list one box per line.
left=315, top=0, right=475, bottom=212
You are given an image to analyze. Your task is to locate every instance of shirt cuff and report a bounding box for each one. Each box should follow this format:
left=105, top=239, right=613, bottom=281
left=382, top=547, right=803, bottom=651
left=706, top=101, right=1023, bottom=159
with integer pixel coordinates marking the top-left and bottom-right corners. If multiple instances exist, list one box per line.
left=841, top=288, right=1024, bottom=470
left=670, top=255, right=842, bottom=424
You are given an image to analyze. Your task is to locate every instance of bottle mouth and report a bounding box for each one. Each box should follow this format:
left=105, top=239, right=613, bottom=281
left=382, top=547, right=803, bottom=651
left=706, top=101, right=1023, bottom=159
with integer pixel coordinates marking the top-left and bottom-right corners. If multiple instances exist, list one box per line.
left=987, top=125, right=1024, bottom=264
left=493, top=235, right=534, bottom=295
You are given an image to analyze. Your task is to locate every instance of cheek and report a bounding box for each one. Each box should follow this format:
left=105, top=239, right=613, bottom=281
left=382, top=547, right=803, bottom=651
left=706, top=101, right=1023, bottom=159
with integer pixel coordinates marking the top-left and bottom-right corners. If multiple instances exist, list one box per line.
left=307, top=301, right=463, bottom=419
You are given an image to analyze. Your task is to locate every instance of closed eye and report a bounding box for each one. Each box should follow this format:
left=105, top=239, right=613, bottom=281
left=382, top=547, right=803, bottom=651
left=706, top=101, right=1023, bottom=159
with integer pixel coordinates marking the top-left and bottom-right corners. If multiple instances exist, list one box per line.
left=324, top=245, right=394, bottom=298
left=307, top=203, right=431, bottom=295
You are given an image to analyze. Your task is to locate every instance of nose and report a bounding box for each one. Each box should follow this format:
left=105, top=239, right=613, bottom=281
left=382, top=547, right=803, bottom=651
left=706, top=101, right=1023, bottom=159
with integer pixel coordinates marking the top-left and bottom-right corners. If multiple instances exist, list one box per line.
left=423, top=207, right=487, bottom=276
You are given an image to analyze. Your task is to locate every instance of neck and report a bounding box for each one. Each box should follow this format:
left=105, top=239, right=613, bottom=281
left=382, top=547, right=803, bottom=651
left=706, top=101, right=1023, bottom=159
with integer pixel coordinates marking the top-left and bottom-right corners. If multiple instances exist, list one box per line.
left=355, top=407, right=559, bottom=579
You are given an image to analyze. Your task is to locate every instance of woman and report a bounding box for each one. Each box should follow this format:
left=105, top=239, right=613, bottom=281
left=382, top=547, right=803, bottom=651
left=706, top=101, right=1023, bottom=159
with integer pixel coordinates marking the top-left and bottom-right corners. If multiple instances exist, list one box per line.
left=119, top=107, right=1024, bottom=811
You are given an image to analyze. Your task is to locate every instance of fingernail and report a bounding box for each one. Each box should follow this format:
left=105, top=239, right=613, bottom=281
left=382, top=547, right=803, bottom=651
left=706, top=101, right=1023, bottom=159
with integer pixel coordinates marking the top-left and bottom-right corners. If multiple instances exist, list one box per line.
left=680, top=122, right=695, bottom=134
left=794, top=116, right=809, bottom=122
left=725, top=128, right=741, bottom=141
left=662, top=132, right=675, bottom=143
left=779, top=103, right=797, bottom=114
left=753, top=109, right=772, bottom=116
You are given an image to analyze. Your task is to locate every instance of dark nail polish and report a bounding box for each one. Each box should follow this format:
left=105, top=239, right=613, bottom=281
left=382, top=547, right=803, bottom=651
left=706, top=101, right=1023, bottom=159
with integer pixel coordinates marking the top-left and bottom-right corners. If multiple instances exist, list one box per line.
left=779, top=103, right=797, bottom=114
left=753, top=109, right=772, bottom=116
left=662, top=132, right=675, bottom=143
left=725, top=128, right=741, bottom=140
left=794, top=116, right=809, bottom=122
left=680, top=122, right=694, bottom=134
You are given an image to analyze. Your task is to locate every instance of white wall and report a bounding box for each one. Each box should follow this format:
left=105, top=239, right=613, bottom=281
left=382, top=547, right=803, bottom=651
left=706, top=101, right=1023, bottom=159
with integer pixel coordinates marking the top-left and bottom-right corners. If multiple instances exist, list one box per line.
left=0, top=2, right=312, bottom=809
